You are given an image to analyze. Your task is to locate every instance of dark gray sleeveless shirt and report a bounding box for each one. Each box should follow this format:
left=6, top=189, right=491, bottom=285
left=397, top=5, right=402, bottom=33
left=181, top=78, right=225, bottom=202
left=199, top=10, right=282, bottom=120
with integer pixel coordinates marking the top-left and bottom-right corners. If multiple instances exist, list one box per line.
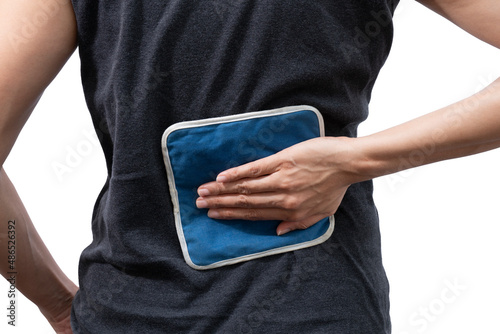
left=70, top=1, right=399, bottom=333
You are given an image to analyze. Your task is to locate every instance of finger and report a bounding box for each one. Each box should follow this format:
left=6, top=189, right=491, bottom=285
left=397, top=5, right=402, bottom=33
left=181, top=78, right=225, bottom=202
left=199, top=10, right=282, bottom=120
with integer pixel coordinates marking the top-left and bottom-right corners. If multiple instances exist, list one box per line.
left=206, top=207, right=292, bottom=221
left=216, top=154, right=281, bottom=183
left=196, top=192, right=285, bottom=209
left=198, top=173, right=281, bottom=197
left=276, top=214, right=327, bottom=236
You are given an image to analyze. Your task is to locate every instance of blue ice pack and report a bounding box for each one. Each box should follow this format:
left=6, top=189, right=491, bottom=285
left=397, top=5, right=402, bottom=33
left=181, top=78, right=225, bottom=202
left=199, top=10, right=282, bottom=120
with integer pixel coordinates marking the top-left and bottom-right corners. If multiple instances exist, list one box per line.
left=161, top=105, right=334, bottom=270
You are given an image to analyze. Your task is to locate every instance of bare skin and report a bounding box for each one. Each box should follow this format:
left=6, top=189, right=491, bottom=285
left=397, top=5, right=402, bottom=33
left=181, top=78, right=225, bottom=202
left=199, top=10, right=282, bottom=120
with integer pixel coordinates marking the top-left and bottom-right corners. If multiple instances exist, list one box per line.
left=196, top=0, right=500, bottom=235
left=0, top=0, right=498, bottom=333
left=0, top=0, right=77, bottom=332
left=197, top=79, right=500, bottom=235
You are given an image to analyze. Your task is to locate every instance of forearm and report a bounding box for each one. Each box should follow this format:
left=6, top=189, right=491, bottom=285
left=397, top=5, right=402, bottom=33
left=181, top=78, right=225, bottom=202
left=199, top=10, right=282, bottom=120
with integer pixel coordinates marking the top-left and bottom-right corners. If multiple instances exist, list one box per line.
left=355, top=77, right=500, bottom=179
left=0, top=168, right=77, bottom=322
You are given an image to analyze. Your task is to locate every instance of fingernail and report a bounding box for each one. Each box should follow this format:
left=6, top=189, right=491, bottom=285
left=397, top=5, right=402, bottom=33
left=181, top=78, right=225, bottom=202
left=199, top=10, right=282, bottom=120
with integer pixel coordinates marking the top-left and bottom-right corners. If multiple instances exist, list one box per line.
left=196, top=198, right=208, bottom=208
left=216, top=175, right=228, bottom=183
left=198, top=188, right=210, bottom=197
left=208, top=210, right=221, bottom=219
left=277, top=228, right=291, bottom=236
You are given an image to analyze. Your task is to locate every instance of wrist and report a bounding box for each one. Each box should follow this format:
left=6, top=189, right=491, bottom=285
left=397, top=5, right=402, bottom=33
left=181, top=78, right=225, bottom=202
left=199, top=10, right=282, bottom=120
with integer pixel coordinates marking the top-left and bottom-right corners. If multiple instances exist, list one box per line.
left=38, top=277, right=78, bottom=324
left=320, top=136, right=382, bottom=185
left=337, top=135, right=395, bottom=183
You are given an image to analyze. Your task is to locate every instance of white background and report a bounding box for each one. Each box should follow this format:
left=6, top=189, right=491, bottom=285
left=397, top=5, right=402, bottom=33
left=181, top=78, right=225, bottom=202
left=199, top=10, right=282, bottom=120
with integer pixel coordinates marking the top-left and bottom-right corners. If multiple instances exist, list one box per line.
left=2, top=0, right=500, bottom=333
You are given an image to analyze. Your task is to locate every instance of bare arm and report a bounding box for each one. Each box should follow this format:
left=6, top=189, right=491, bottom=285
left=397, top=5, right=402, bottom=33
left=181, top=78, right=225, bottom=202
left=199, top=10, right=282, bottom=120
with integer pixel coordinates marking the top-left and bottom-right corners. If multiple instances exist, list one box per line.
left=355, top=77, right=500, bottom=179
left=0, top=0, right=78, bottom=332
left=416, top=0, right=500, bottom=47
left=196, top=1, right=500, bottom=235
left=350, top=1, right=500, bottom=179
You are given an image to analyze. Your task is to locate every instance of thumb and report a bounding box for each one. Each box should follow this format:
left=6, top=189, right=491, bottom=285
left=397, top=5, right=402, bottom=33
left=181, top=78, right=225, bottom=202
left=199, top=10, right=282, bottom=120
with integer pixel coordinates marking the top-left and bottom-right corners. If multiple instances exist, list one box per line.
left=276, top=214, right=325, bottom=236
